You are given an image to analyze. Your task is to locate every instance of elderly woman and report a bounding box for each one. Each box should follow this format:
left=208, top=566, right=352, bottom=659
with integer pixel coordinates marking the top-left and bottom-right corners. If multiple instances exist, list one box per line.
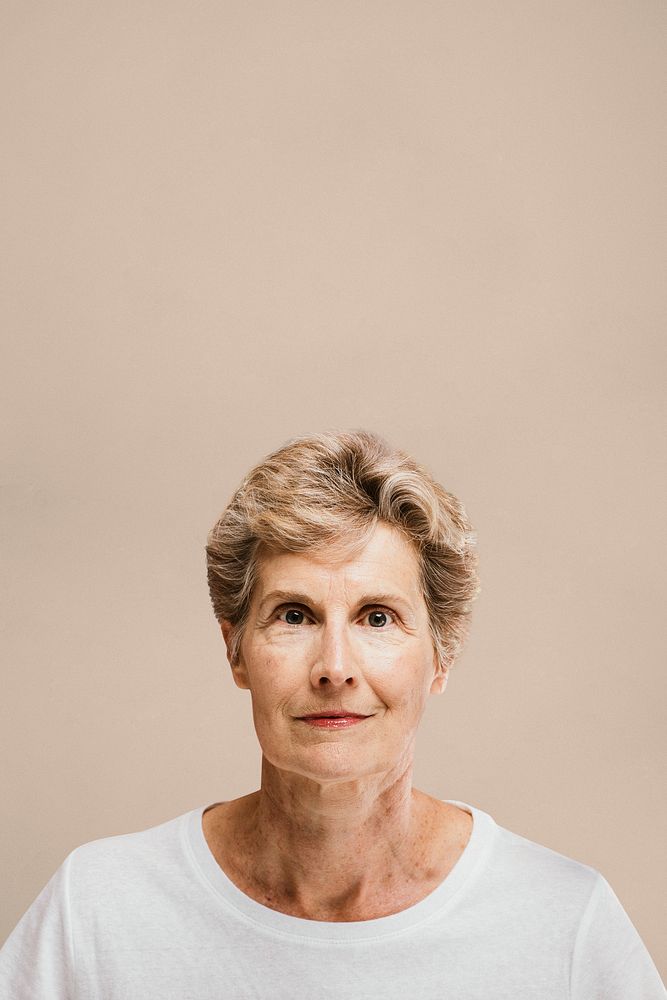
left=1, top=430, right=664, bottom=999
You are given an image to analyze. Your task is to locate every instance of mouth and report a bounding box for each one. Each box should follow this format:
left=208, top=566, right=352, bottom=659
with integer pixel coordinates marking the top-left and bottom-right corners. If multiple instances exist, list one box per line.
left=296, top=712, right=372, bottom=729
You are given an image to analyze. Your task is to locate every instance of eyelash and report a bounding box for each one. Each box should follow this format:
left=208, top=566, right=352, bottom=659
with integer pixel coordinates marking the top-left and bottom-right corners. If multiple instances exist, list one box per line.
left=275, top=605, right=396, bottom=628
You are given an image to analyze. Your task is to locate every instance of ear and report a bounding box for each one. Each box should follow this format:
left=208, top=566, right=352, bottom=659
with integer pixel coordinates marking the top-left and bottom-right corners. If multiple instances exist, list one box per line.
left=220, top=621, right=250, bottom=690
left=429, top=651, right=449, bottom=695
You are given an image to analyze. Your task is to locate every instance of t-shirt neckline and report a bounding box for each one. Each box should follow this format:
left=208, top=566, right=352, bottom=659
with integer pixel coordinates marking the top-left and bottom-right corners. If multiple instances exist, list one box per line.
left=183, top=798, right=498, bottom=941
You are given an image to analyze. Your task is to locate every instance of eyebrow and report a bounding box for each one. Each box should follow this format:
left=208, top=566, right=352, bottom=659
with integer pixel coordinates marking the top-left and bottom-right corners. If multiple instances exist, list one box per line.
left=258, top=590, right=416, bottom=615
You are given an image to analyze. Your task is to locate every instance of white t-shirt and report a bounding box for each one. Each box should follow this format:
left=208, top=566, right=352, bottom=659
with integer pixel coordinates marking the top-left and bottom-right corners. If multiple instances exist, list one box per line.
left=0, top=799, right=664, bottom=999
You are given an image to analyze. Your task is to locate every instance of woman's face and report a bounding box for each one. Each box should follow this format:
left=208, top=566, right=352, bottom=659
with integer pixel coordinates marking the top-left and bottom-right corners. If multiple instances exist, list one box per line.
left=224, top=521, right=446, bottom=787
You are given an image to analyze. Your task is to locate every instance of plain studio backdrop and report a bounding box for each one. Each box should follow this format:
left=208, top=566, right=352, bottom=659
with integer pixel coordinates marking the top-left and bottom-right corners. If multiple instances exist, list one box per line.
left=1, top=0, right=665, bottom=974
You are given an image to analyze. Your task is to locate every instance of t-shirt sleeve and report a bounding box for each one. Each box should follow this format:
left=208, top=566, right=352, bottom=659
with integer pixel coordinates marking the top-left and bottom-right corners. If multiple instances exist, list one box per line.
left=570, top=872, right=666, bottom=999
left=0, top=851, right=77, bottom=999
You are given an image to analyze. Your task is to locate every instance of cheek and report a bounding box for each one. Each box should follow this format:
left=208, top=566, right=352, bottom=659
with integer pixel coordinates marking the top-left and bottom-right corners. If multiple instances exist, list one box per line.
left=395, top=645, right=436, bottom=697
left=246, top=651, right=300, bottom=717
left=372, top=657, right=432, bottom=713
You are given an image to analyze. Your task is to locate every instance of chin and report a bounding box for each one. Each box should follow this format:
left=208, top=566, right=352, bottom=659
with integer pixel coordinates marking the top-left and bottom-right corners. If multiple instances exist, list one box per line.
left=266, top=746, right=380, bottom=785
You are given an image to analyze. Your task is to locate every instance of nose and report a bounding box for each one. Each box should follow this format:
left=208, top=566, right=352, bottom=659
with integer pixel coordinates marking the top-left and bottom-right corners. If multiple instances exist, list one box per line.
left=310, top=619, right=359, bottom=689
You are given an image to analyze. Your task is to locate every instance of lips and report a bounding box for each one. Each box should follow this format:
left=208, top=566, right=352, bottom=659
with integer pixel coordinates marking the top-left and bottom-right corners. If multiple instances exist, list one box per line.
left=298, top=712, right=370, bottom=720
left=296, top=711, right=372, bottom=729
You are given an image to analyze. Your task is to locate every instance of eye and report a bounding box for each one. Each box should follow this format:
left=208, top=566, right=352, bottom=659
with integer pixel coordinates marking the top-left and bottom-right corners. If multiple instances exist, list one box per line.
left=276, top=606, right=308, bottom=626
left=364, top=608, right=395, bottom=628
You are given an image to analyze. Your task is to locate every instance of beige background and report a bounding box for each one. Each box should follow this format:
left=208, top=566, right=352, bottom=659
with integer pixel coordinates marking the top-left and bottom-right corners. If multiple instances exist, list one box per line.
left=1, top=0, right=665, bottom=975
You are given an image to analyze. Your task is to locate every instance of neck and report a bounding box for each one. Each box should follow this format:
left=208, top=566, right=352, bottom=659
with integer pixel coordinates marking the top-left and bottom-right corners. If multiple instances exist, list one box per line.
left=221, top=756, right=447, bottom=920
left=259, top=752, right=417, bottom=848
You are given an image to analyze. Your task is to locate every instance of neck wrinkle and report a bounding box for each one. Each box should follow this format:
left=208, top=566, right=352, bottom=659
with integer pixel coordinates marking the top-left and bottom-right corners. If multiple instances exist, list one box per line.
left=235, top=756, right=433, bottom=917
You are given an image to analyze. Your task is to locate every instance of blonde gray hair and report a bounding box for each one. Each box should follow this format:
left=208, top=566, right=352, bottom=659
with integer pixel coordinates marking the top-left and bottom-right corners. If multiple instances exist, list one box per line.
left=206, top=429, right=480, bottom=670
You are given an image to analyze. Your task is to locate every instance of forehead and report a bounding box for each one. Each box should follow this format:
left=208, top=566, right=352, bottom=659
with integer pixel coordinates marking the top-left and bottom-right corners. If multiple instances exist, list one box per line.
left=255, top=522, right=423, bottom=602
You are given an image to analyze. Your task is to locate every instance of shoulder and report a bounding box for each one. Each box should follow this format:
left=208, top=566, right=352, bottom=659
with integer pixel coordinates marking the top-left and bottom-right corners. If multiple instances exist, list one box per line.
left=73, top=809, right=187, bottom=860
left=471, top=809, right=664, bottom=994
left=492, top=817, right=600, bottom=887
left=65, top=809, right=192, bottom=902
left=440, top=797, right=604, bottom=922
left=0, top=808, right=197, bottom=990
left=481, top=813, right=608, bottom=931
left=443, top=797, right=600, bottom=898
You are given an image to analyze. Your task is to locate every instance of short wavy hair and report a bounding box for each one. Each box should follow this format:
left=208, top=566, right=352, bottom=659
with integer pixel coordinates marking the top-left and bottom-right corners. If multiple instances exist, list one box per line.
left=206, top=429, right=480, bottom=671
